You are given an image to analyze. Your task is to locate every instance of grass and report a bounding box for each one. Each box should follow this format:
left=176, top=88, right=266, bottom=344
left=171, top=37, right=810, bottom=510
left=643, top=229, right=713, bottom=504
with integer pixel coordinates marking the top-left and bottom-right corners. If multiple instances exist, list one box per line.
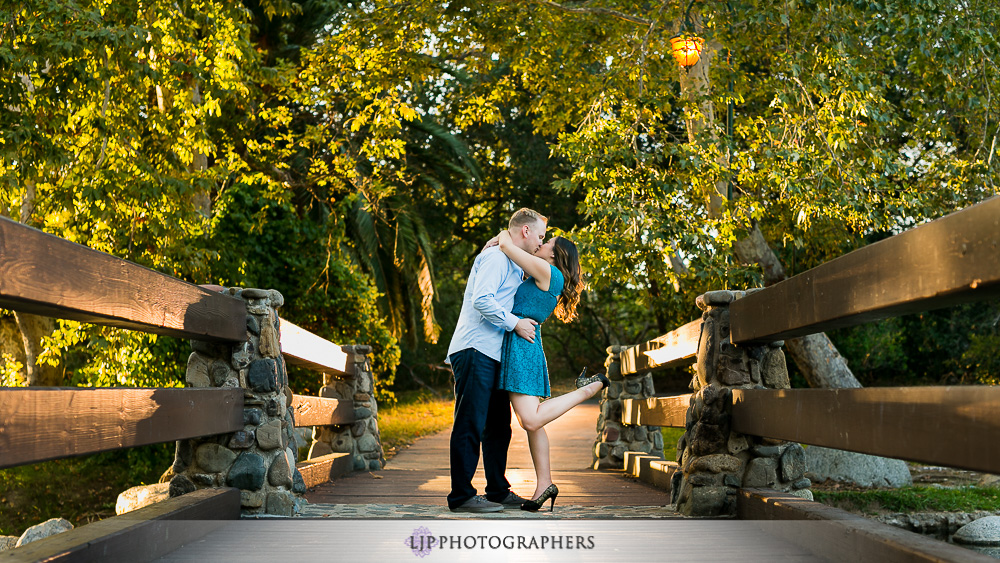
left=0, top=444, right=173, bottom=537
left=661, top=427, right=684, bottom=462
left=813, top=486, right=1000, bottom=515
left=377, top=389, right=455, bottom=459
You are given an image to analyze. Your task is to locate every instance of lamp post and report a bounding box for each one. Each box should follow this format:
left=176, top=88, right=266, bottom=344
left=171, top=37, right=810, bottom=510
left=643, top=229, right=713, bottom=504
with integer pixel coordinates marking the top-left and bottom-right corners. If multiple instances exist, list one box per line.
left=672, top=2, right=735, bottom=204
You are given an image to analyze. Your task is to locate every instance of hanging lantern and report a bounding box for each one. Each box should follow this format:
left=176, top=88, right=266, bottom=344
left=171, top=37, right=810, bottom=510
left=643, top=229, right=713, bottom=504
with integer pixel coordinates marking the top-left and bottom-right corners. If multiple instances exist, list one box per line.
left=670, top=35, right=704, bottom=68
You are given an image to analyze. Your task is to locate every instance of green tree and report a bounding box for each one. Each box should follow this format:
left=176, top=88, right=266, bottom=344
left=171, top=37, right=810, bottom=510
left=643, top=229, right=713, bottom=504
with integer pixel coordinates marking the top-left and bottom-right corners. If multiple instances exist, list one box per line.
left=317, top=0, right=999, bottom=385
left=0, top=0, right=404, bottom=393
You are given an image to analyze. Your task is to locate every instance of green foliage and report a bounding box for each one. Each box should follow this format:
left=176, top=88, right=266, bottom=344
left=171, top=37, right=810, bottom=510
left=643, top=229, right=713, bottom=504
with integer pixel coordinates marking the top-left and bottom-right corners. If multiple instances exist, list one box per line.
left=0, top=355, right=24, bottom=387
left=962, top=332, right=1000, bottom=384
left=1, top=0, right=405, bottom=391
left=3, top=0, right=999, bottom=395
left=0, top=444, right=174, bottom=536
left=208, top=184, right=401, bottom=400
left=826, top=302, right=1000, bottom=387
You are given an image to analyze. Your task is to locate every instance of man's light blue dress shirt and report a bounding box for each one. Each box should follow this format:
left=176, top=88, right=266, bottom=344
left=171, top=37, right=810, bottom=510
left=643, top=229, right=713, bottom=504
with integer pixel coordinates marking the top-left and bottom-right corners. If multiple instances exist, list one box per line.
left=446, top=247, right=524, bottom=363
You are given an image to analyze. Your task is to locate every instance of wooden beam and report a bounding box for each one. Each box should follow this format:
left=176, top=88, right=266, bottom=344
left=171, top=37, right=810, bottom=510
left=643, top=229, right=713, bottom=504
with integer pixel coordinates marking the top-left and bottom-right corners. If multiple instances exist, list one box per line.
left=730, top=196, right=1000, bottom=344
left=0, top=488, right=239, bottom=563
left=737, top=488, right=997, bottom=562
left=0, top=388, right=243, bottom=469
left=732, top=387, right=1000, bottom=474
left=296, top=452, right=355, bottom=488
left=620, top=320, right=701, bottom=375
left=0, top=217, right=246, bottom=342
left=621, top=395, right=691, bottom=427
left=290, top=395, right=355, bottom=427
left=279, top=318, right=352, bottom=376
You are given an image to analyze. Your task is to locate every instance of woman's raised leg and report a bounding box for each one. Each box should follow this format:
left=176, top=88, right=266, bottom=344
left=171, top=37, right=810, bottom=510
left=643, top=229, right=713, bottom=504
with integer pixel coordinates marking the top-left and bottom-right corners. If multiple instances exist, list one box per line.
left=509, top=383, right=602, bottom=499
left=508, top=382, right=602, bottom=433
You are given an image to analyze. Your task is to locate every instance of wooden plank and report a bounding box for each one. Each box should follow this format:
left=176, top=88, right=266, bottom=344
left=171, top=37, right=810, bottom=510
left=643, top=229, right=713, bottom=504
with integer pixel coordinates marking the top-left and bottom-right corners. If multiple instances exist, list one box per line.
left=290, top=395, right=355, bottom=427
left=304, top=469, right=678, bottom=507
left=0, top=388, right=243, bottom=469
left=642, top=459, right=678, bottom=492
left=731, top=387, right=1000, bottom=474
left=296, top=452, right=355, bottom=488
left=730, top=196, right=1000, bottom=344
left=279, top=318, right=352, bottom=376
left=0, top=217, right=246, bottom=342
left=737, top=488, right=997, bottom=562
left=625, top=454, right=678, bottom=493
left=624, top=451, right=661, bottom=477
left=620, top=320, right=701, bottom=375
left=622, top=394, right=691, bottom=427
left=0, top=488, right=239, bottom=563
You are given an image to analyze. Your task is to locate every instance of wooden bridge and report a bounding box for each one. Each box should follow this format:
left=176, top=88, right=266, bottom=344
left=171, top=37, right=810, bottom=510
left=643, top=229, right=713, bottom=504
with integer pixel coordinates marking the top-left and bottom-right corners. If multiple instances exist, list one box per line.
left=302, top=401, right=676, bottom=515
left=1, top=196, right=999, bottom=562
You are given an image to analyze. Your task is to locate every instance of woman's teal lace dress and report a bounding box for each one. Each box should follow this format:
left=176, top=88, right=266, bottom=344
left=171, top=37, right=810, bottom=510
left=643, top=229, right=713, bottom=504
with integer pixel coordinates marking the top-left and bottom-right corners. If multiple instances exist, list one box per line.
left=497, top=264, right=564, bottom=398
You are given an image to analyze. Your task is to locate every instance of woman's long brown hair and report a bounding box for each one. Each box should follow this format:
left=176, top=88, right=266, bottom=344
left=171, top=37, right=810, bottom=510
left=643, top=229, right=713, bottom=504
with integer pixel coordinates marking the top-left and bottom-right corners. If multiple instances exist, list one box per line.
left=552, top=237, right=583, bottom=323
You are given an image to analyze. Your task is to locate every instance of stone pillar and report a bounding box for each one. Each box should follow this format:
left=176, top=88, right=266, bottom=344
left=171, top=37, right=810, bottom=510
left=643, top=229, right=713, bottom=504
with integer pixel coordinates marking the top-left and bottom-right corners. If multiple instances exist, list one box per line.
left=593, top=345, right=663, bottom=469
left=308, top=345, right=385, bottom=471
left=673, top=290, right=809, bottom=517
left=171, top=287, right=305, bottom=517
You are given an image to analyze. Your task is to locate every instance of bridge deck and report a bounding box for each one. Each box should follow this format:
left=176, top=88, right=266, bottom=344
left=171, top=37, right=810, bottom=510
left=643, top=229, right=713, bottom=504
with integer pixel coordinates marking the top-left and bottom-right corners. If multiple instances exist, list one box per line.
left=301, top=402, right=678, bottom=518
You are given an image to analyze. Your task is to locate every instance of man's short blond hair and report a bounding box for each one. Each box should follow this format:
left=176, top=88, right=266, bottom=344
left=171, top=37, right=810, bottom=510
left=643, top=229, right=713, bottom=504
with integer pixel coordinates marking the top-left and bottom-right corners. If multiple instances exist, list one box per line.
left=509, top=208, right=547, bottom=229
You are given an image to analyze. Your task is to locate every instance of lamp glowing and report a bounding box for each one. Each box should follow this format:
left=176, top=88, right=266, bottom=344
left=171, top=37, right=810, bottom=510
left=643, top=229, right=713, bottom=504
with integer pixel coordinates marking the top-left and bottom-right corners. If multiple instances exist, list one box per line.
left=670, top=36, right=704, bottom=68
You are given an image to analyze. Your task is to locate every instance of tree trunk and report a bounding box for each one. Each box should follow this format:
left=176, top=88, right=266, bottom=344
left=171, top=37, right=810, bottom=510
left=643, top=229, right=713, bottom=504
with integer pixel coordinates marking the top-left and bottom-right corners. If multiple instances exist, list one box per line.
left=0, top=315, right=28, bottom=384
left=676, top=26, right=730, bottom=217
left=11, top=179, right=64, bottom=386
left=731, top=224, right=862, bottom=388
left=783, top=335, right=861, bottom=389
left=13, top=311, right=62, bottom=386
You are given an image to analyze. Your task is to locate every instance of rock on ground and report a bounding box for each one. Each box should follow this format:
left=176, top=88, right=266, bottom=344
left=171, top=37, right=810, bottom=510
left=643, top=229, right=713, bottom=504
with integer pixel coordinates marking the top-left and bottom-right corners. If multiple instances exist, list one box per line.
left=878, top=510, right=1000, bottom=540
left=805, top=446, right=912, bottom=488
left=954, top=515, right=1000, bottom=546
left=116, top=482, right=170, bottom=515
left=15, top=518, right=73, bottom=547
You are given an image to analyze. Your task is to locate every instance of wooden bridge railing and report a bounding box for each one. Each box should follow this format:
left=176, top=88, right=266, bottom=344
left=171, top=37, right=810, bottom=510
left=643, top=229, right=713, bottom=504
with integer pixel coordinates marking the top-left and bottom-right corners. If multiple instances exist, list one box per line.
left=611, top=195, right=1000, bottom=501
left=0, top=217, right=375, bottom=556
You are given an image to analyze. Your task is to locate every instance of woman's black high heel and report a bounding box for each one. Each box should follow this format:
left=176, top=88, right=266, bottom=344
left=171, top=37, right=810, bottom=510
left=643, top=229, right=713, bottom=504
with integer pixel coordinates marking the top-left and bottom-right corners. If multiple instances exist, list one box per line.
left=575, top=367, right=610, bottom=390
left=521, top=484, right=558, bottom=512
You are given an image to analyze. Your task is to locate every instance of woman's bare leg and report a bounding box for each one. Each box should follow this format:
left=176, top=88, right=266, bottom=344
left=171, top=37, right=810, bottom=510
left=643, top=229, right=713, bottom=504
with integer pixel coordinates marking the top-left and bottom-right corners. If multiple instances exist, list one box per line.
left=509, top=383, right=603, bottom=500
left=526, top=427, right=551, bottom=499
left=508, top=382, right=602, bottom=432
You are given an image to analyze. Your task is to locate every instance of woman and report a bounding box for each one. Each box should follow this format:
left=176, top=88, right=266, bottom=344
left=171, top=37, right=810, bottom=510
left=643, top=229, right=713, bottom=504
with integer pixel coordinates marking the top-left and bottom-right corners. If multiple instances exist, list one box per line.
left=493, top=230, right=609, bottom=512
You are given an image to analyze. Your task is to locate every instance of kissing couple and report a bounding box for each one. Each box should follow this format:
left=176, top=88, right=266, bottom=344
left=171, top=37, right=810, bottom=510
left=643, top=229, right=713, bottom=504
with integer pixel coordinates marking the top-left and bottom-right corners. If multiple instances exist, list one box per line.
left=446, top=208, right=609, bottom=513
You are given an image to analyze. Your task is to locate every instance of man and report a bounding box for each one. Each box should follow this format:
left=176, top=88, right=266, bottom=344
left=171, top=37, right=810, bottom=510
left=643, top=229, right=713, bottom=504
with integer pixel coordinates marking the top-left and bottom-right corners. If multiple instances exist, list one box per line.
left=446, top=208, right=547, bottom=512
